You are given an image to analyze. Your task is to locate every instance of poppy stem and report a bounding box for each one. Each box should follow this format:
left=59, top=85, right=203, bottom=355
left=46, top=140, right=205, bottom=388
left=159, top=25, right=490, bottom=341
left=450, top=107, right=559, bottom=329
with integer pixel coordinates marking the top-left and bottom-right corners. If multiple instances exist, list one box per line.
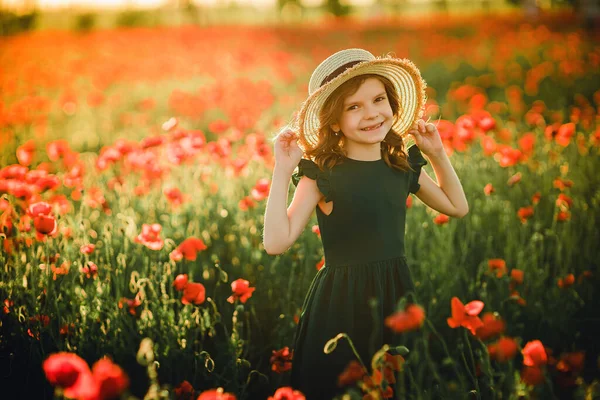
left=424, top=319, right=465, bottom=390
left=463, top=329, right=481, bottom=399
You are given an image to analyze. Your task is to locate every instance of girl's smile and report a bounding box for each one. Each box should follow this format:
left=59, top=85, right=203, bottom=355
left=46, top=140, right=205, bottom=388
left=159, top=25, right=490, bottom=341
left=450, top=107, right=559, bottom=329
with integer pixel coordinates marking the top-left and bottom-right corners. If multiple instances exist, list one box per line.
left=361, top=121, right=384, bottom=131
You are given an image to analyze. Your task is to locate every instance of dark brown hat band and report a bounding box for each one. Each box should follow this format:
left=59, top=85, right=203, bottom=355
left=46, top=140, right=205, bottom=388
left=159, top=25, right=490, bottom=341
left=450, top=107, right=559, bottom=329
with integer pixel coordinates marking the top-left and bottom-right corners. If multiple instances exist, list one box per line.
left=320, top=60, right=366, bottom=87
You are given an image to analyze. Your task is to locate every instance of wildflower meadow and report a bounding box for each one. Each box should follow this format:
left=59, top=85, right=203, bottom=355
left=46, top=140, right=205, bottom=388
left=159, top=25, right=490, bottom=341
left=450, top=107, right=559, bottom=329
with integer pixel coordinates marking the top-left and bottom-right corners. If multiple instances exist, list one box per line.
left=1, top=10, right=599, bottom=400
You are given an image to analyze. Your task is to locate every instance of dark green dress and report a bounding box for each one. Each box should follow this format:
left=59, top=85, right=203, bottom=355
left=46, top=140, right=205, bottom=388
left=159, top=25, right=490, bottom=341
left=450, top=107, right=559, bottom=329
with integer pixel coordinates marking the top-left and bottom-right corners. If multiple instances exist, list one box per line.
left=289, top=144, right=428, bottom=400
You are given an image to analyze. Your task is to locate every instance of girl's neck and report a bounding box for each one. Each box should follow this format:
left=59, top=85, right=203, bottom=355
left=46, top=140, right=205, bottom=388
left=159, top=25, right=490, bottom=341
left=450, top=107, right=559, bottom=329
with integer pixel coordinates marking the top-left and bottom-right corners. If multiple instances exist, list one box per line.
left=344, top=143, right=382, bottom=161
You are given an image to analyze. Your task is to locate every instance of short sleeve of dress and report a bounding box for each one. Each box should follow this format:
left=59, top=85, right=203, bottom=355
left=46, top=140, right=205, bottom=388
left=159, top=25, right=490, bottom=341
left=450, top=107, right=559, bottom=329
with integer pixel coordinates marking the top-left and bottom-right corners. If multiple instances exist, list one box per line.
left=291, top=159, right=334, bottom=202
left=407, top=144, right=428, bottom=194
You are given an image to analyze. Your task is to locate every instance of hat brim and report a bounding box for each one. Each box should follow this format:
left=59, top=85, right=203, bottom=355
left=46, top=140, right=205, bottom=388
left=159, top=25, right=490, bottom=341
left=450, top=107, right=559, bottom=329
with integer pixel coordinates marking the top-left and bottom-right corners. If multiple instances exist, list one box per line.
left=296, top=57, right=427, bottom=152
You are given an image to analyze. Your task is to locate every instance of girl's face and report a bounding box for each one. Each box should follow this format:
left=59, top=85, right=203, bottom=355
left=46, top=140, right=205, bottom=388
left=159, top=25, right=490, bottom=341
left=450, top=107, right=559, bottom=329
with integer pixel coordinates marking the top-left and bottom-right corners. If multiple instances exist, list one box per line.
left=331, top=77, right=394, bottom=150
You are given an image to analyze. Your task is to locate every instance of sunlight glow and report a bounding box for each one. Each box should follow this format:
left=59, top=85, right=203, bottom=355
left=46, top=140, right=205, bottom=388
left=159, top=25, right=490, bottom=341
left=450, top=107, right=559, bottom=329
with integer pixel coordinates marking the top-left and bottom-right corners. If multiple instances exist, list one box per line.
left=3, top=0, right=383, bottom=10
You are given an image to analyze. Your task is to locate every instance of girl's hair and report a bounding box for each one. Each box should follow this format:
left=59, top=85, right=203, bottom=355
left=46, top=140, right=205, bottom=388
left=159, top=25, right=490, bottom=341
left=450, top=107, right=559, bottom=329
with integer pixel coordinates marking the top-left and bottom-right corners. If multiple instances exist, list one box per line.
left=304, top=74, right=413, bottom=173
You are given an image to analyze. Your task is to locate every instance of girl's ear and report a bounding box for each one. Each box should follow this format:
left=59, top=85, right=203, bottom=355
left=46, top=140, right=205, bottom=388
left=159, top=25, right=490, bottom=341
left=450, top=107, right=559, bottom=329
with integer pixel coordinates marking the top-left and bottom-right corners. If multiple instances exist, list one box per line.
left=330, top=123, right=340, bottom=133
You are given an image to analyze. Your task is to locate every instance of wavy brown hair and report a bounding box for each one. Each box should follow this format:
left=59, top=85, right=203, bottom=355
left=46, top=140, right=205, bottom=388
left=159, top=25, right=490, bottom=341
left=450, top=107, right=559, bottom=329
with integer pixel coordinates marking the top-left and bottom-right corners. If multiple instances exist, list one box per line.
left=304, top=74, right=414, bottom=173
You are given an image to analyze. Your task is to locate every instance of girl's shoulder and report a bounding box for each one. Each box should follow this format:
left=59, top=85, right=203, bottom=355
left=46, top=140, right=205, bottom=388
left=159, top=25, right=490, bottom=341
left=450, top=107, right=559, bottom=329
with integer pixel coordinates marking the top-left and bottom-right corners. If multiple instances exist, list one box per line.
left=291, top=158, right=334, bottom=202
left=407, top=144, right=428, bottom=168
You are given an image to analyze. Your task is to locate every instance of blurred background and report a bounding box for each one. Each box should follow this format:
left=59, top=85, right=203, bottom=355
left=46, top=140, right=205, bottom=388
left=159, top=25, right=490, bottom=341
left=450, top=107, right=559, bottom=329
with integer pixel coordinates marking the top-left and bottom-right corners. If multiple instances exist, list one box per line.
left=1, top=0, right=599, bottom=32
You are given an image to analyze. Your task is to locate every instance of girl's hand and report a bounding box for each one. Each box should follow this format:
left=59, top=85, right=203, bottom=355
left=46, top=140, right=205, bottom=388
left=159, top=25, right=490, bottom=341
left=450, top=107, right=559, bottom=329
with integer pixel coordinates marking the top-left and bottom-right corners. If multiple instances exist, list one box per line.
left=274, top=127, right=304, bottom=175
left=407, top=119, right=445, bottom=158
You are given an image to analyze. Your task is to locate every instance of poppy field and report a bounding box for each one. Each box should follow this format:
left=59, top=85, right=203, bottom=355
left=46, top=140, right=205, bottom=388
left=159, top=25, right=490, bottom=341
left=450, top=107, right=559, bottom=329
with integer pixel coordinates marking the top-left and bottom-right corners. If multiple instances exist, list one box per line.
left=1, top=11, right=600, bottom=400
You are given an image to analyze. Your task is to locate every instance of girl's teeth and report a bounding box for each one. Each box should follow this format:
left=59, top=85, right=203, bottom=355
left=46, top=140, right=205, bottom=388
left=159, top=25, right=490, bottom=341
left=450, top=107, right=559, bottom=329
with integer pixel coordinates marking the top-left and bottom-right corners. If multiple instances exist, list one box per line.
left=363, top=122, right=381, bottom=131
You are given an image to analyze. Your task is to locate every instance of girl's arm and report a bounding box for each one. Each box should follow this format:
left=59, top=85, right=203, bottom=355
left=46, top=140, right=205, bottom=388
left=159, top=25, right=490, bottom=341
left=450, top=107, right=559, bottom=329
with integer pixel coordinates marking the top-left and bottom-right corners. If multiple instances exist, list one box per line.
left=263, top=167, right=322, bottom=255
left=414, top=151, right=469, bottom=218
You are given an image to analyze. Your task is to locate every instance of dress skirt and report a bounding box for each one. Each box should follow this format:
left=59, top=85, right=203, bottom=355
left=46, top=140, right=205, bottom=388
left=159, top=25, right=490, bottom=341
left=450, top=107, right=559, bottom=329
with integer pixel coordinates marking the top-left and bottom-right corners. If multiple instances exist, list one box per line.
left=290, top=256, right=415, bottom=400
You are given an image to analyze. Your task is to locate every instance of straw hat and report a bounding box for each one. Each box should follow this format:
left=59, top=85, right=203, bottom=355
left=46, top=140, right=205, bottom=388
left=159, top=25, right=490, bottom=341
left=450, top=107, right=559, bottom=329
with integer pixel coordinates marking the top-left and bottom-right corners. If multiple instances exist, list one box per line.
left=295, top=48, right=427, bottom=152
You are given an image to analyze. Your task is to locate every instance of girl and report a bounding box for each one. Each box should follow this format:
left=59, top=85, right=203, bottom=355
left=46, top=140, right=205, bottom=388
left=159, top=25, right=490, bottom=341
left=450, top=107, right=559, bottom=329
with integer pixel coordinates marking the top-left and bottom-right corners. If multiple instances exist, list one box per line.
left=263, top=48, right=468, bottom=399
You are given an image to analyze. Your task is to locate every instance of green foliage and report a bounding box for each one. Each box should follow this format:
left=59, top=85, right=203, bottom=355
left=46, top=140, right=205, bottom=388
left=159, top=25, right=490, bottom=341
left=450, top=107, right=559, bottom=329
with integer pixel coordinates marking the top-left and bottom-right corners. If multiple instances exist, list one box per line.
left=0, top=10, right=38, bottom=36
left=324, top=0, right=352, bottom=17
left=115, top=9, right=156, bottom=28
left=74, top=12, right=97, bottom=33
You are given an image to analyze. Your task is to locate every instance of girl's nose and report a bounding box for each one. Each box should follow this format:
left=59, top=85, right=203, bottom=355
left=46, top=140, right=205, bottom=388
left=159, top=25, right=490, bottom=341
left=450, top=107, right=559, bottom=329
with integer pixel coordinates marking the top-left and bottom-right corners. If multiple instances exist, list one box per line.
left=364, top=105, right=379, bottom=119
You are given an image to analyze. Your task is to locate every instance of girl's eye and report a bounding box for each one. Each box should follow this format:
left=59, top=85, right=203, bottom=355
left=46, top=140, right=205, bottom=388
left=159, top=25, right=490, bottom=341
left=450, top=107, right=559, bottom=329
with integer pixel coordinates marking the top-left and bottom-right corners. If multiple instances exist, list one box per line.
left=346, top=105, right=358, bottom=111
left=376, top=96, right=386, bottom=102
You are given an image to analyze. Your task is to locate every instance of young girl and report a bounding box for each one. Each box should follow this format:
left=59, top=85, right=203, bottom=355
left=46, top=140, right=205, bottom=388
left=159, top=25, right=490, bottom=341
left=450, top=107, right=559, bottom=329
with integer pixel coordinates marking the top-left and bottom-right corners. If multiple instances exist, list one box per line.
left=263, top=48, right=468, bottom=399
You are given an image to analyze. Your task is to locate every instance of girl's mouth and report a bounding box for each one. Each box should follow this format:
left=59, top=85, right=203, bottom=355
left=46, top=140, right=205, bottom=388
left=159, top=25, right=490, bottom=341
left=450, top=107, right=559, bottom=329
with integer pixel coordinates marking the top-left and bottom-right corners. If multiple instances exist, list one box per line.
left=361, top=122, right=383, bottom=131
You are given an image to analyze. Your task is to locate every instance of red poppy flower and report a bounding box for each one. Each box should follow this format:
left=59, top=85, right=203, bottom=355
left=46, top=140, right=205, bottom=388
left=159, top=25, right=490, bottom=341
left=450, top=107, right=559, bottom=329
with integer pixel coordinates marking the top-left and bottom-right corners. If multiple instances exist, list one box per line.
left=17, top=140, right=36, bottom=167
left=371, top=365, right=398, bottom=387
left=175, top=237, right=207, bottom=261
left=119, top=295, right=142, bottom=316
left=43, top=352, right=89, bottom=389
left=556, top=193, right=573, bottom=210
left=141, top=135, right=166, bottom=149
left=267, top=387, right=305, bottom=400
left=64, top=368, right=99, bottom=400
left=238, top=196, right=256, bottom=211
left=311, top=225, right=320, bottom=236
left=520, top=365, right=545, bottom=386
left=164, top=187, right=189, bottom=206
left=384, top=304, right=425, bottom=333
left=270, top=347, right=293, bottom=374
left=316, top=257, right=325, bottom=271
left=370, top=352, right=405, bottom=387
left=497, top=145, right=522, bottom=167
left=173, top=274, right=189, bottom=291
left=197, top=388, right=237, bottom=400
left=338, top=360, right=367, bottom=387
left=518, top=132, right=536, bottom=154
left=174, top=380, right=195, bottom=400
left=28, top=201, right=52, bottom=217
left=556, top=123, right=575, bottom=147
left=483, top=183, right=494, bottom=196
left=509, top=290, right=527, bottom=306
left=557, top=273, right=575, bottom=288
left=182, top=282, right=206, bottom=305
left=487, top=337, right=518, bottom=362
left=447, top=297, right=484, bottom=335
left=556, top=351, right=585, bottom=374
left=46, top=140, right=71, bottom=162
left=49, top=261, right=70, bottom=280
left=3, top=299, right=13, bottom=314
left=80, top=244, right=95, bottom=254
left=43, top=352, right=99, bottom=399
left=209, top=119, right=230, bottom=134
left=251, top=178, right=270, bottom=201
left=60, top=323, right=76, bottom=336
left=556, top=211, right=571, bottom=221
left=81, top=261, right=98, bottom=279
left=433, top=214, right=449, bottom=225
left=34, top=214, right=58, bottom=235
left=578, top=270, right=593, bottom=283
left=488, top=259, right=506, bottom=278
left=517, top=206, right=534, bottom=224
left=0, top=165, right=27, bottom=180
left=227, top=279, right=256, bottom=304
left=522, top=340, right=548, bottom=367
left=92, top=357, right=129, bottom=400
left=507, top=172, right=522, bottom=186
left=553, top=178, right=574, bottom=191
left=475, top=312, right=505, bottom=340
left=510, top=269, right=524, bottom=285
left=134, top=223, right=164, bottom=251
